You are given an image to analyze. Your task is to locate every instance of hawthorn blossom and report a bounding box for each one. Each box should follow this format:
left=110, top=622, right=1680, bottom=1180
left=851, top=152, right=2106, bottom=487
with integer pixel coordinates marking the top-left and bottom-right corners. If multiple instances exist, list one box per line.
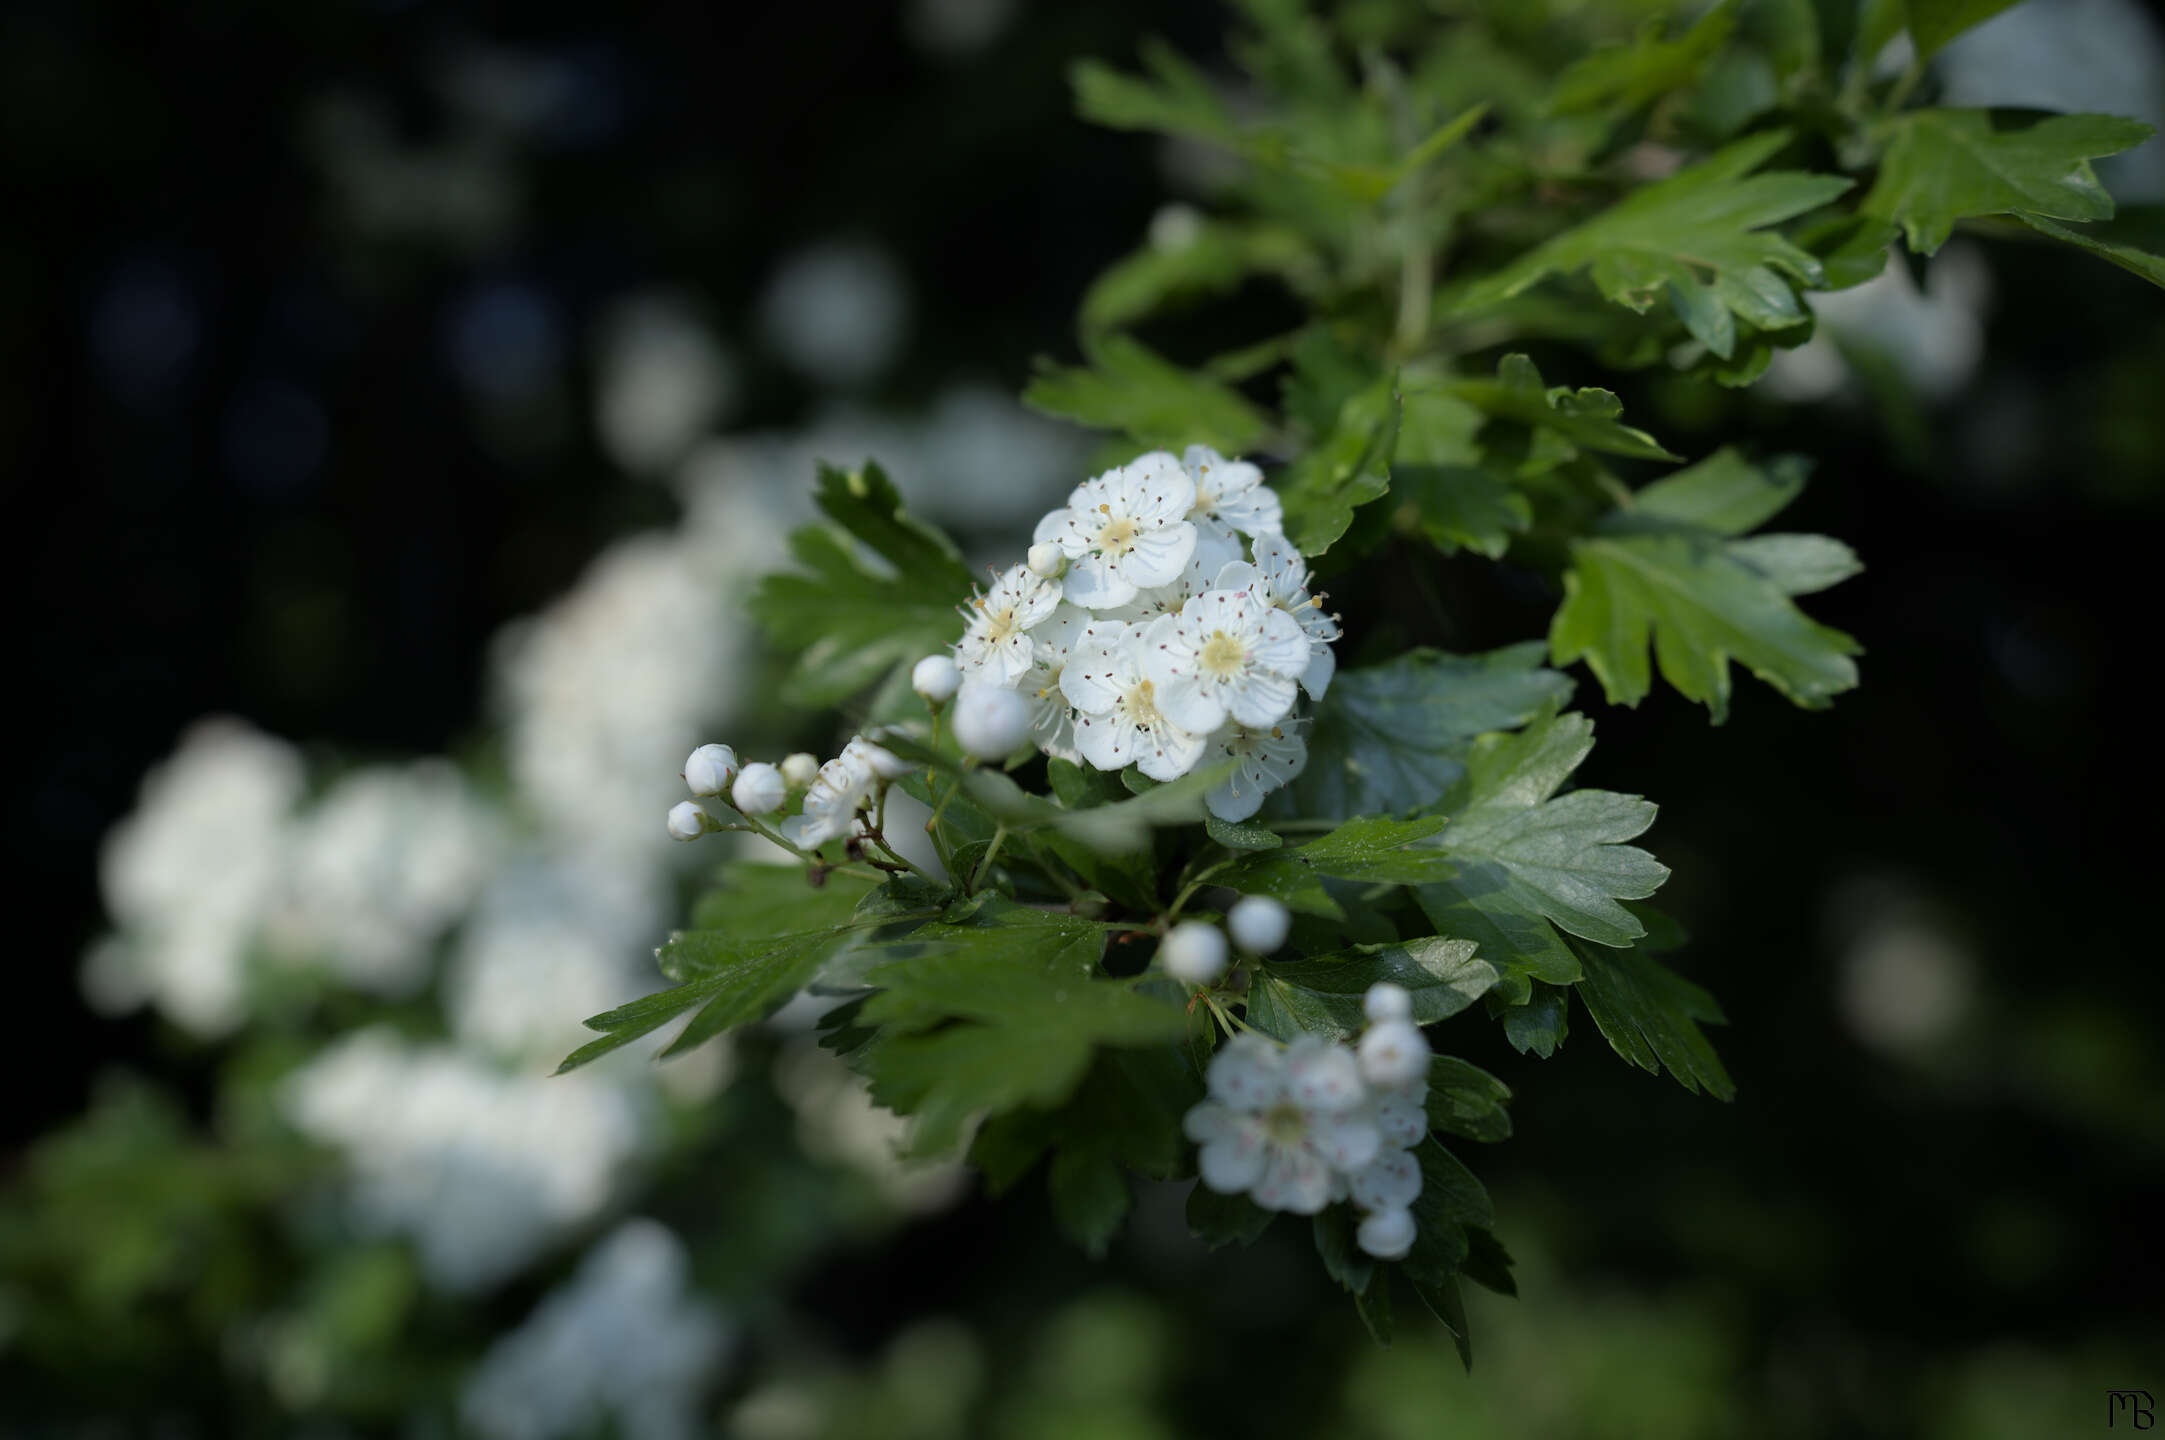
left=1014, top=603, right=1089, bottom=764
left=1032, top=453, right=1198, bottom=610
left=1202, top=719, right=1308, bottom=822
left=1146, top=585, right=1310, bottom=736
left=1182, top=444, right=1282, bottom=545
left=955, top=564, right=1061, bottom=686
left=1184, top=1034, right=1378, bottom=1215
left=1059, top=619, right=1206, bottom=782
left=780, top=752, right=875, bottom=850
left=1104, top=544, right=1251, bottom=625
left=1247, top=532, right=1340, bottom=699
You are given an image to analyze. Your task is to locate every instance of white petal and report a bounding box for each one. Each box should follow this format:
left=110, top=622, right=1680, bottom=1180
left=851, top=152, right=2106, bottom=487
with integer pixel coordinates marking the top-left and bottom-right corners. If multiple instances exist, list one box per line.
left=1138, top=722, right=1205, bottom=782
left=1207, top=1034, right=1283, bottom=1108
left=1076, top=714, right=1134, bottom=770
left=1198, top=1135, right=1268, bottom=1193
left=1300, top=640, right=1335, bottom=700
left=1375, top=1095, right=1428, bottom=1150
left=1256, top=1145, right=1333, bottom=1214
left=1118, top=522, right=1197, bottom=590
left=1058, top=636, right=1127, bottom=714
left=1033, top=508, right=1073, bottom=547
left=1183, top=1099, right=1239, bottom=1143
left=1356, top=1206, right=1416, bottom=1260
left=1311, top=1112, right=1382, bottom=1172
left=1226, top=671, right=1298, bottom=729
left=1155, top=673, right=1226, bottom=737
left=1205, top=769, right=1265, bottom=822
left=1251, top=606, right=1313, bottom=676
left=1120, top=451, right=1196, bottom=523
left=1286, top=1036, right=1367, bottom=1114
left=1061, top=555, right=1137, bottom=610
left=1349, top=1147, right=1423, bottom=1210
left=1191, top=522, right=1246, bottom=574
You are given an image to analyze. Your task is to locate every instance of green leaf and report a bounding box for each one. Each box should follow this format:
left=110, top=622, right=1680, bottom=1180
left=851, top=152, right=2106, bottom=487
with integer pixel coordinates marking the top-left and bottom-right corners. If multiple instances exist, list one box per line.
left=1728, top=533, right=1864, bottom=595
left=1071, top=41, right=1240, bottom=147
left=1426, top=1056, right=1514, bottom=1144
left=1024, top=334, right=1271, bottom=455
left=2018, top=213, right=2165, bottom=290
left=1081, top=220, right=1320, bottom=333
left=1547, top=0, right=1739, bottom=117
left=1224, top=817, right=1455, bottom=916
left=1499, top=981, right=1571, bottom=1058
left=1575, top=941, right=1736, bottom=1099
left=1278, top=378, right=1402, bottom=557
left=1394, top=465, right=1532, bottom=558
left=1204, top=816, right=1282, bottom=850
left=685, top=864, right=882, bottom=957
left=1630, top=447, right=1808, bottom=534
left=1246, top=938, right=1496, bottom=1040
left=1447, top=354, right=1680, bottom=470
left=1314, top=1207, right=1376, bottom=1295
left=1187, top=1183, right=1276, bottom=1249
left=1904, top=0, right=2026, bottom=57
left=1402, top=1137, right=1494, bottom=1299
left=1406, top=1268, right=1474, bottom=1371
left=1354, top=1271, right=1395, bottom=1346
left=1460, top=1226, right=1519, bottom=1297
left=1863, top=109, right=2155, bottom=255
left=748, top=463, right=976, bottom=707
left=1457, top=133, right=1851, bottom=359
left=1414, top=708, right=1668, bottom=1000
left=849, top=900, right=1184, bottom=1153
left=1291, top=644, right=1574, bottom=820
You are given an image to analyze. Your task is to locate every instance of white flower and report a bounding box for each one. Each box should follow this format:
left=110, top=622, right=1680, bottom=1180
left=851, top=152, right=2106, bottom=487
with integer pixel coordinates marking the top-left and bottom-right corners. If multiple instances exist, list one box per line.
left=666, top=801, right=709, bottom=841
left=1358, top=1018, right=1432, bottom=1089
left=730, top=763, right=787, bottom=816
left=1364, top=981, right=1412, bottom=1023
left=1248, top=532, right=1340, bottom=699
left=955, top=564, right=1061, bottom=686
left=1182, top=444, right=1282, bottom=543
left=1014, top=603, right=1089, bottom=764
left=1201, top=720, right=1308, bottom=823
left=843, top=734, right=911, bottom=782
left=1032, top=452, right=1198, bottom=609
left=1103, top=543, right=1249, bottom=625
left=778, top=754, right=874, bottom=849
left=1227, top=895, right=1291, bottom=954
left=779, top=752, right=820, bottom=788
left=1374, top=1092, right=1428, bottom=1150
left=1059, top=620, right=1206, bottom=782
left=949, top=679, right=1033, bottom=760
left=911, top=654, right=961, bottom=704
left=1183, top=1034, right=1379, bottom=1215
left=1356, top=1205, right=1416, bottom=1261
left=1145, top=586, right=1309, bottom=735
left=682, top=744, right=738, bottom=797
left=1159, top=921, right=1229, bottom=985
left=1348, top=1146, right=1422, bottom=1212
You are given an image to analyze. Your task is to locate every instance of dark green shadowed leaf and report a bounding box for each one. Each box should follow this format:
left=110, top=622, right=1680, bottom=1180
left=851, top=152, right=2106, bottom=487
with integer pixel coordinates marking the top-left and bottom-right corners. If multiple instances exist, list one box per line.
left=2018, top=213, right=2165, bottom=289
left=1426, top=1056, right=1514, bottom=1143
left=1277, top=378, right=1402, bottom=557
left=1447, top=354, right=1680, bottom=471
left=1024, top=333, right=1270, bottom=454
left=1498, top=981, right=1571, bottom=1057
left=1291, top=643, right=1573, bottom=820
left=1904, top=0, right=2028, bottom=57
left=1574, top=940, right=1736, bottom=1099
left=1248, top=938, right=1494, bottom=1040
left=1188, top=1184, right=1276, bottom=1249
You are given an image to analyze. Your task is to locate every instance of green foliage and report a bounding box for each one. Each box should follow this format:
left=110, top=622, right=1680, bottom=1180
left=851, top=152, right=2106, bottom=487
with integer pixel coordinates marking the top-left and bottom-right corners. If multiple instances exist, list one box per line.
left=1863, top=110, right=2157, bottom=256
left=1024, top=334, right=1271, bottom=456
left=750, top=463, right=978, bottom=706
left=1549, top=448, right=1862, bottom=720
left=1903, top=0, right=2027, bottom=58
left=1454, top=133, right=1852, bottom=364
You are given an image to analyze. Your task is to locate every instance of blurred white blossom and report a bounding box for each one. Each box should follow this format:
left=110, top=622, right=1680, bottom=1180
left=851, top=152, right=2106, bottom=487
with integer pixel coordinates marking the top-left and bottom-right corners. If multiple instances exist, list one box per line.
left=283, top=1028, right=653, bottom=1293
left=88, top=720, right=303, bottom=1037
left=595, top=293, right=737, bottom=476
left=757, top=240, right=909, bottom=389
left=1765, top=245, right=1991, bottom=404
left=461, top=1219, right=731, bottom=1440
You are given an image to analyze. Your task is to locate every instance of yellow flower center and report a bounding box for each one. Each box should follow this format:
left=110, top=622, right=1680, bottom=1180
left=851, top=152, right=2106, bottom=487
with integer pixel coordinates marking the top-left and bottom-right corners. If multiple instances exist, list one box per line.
left=1121, top=678, right=1164, bottom=730
left=1263, top=1101, right=1307, bottom=1146
left=1199, top=631, right=1246, bottom=678
left=1096, top=515, right=1140, bottom=557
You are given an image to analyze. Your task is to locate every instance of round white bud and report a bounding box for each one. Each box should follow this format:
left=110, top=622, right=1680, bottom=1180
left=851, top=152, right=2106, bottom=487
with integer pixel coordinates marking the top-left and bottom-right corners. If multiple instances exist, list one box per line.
left=1358, top=1018, right=1431, bottom=1089
left=854, top=733, right=914, bottom=781
left=780, top=752, right=820, bottom=788
left=1227, top=895, right=1292, bottom=954
left=1160, top=921, right=1229, bottom=986
left=950, top=680, right=1031, bottom=760
left=682, top=744, right=739, bottom=797
left=912, top=654, right=961, bottom=704
left=1356, top=1205, right=1416, bottom=1261
left=666, top=801, right=709, bottom=842
left=1026, top=543, right=1066, bottom=579
left=731, top=762, right=787, bottom=815
left=1363, top=981, right=1413, bottom=1023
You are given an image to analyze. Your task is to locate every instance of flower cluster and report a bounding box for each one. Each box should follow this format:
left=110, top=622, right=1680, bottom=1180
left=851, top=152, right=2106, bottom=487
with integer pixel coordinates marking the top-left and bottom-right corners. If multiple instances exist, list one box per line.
left=950, top=445, right=1339, bottom=821
left=667, top=733, right=915, bottom=856
left=1183, top=981, right=1433, bottom=1261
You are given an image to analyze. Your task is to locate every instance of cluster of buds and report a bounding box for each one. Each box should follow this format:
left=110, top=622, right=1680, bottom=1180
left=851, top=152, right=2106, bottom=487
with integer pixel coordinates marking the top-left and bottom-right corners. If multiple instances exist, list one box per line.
left=666, top=733, right=911, bottom=853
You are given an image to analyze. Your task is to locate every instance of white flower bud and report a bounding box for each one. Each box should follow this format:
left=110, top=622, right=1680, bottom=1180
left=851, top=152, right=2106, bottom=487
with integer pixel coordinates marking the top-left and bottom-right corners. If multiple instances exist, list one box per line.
left=1363, top=981, right=1413, bottom=1023
left=1358, top=1018, right=1431, bottom=1089
left=682, top=744, right=739, bottom=797
left=950, top=680, right=1031, bottom=759
left=851, top=733, right=913, bottom=781
left=731, top=762, right=787, bottom=815
left=1026, top=542, right=1066, bottom=579
left=780, top=752, right=820, bottom=788
left=912, top=654, right=961, bottom=704
left=1160, top=921, right=1229, bottom=985
left=1227, top=895, right=1291, bottom=954
left=1356, top=1205, right=1416, bottom=1260
left=666, top=801, right=709, bottom=842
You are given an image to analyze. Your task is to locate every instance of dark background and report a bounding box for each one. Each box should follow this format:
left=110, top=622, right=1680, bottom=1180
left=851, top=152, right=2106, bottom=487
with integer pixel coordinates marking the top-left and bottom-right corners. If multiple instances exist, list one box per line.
left=9, top=0, right=2163, bottom=1433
